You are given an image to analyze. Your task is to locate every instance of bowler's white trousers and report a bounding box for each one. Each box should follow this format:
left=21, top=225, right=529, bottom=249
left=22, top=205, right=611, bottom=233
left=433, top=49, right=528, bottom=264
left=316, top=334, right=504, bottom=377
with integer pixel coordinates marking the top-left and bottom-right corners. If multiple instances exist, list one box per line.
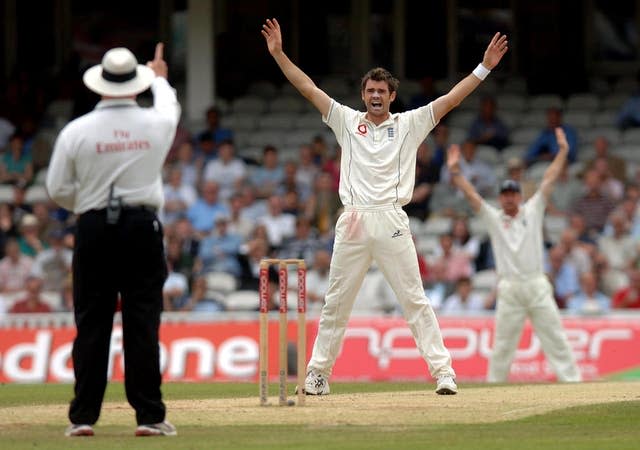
left=487, top=274, right=582, bottom=382
left=307, top=204, right=455, bottom=379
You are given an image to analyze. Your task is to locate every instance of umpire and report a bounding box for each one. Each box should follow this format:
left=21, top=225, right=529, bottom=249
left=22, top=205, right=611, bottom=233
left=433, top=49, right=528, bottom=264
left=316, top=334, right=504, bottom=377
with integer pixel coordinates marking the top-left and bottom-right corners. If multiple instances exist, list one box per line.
left=46, top=43, right=180, bottom=437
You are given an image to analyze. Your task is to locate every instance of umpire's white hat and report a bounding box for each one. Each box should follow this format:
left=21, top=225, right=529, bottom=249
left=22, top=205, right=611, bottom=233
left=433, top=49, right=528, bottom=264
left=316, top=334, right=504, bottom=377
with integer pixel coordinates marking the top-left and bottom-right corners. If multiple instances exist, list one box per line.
left=83, top=47, right=155, bottom=97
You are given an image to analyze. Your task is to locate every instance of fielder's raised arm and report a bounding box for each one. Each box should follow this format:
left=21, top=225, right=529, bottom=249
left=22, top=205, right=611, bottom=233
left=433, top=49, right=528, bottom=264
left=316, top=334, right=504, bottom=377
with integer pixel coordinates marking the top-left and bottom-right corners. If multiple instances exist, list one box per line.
left=539, top=127, right=570, bottom=199
left=432, top=32, right=508, bottom=123
left=262, top=18, right=331, bottom=117
left=447, top=144, right=483, bottom=213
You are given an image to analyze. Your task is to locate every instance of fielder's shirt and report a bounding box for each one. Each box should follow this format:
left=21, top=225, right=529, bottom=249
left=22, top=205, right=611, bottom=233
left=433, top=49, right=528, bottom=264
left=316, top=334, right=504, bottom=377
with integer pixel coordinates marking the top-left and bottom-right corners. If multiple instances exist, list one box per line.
left=323, top=99, right=437, bottom=206
left=479, top=191, right=546, bottom=278
left=46, top=77, right=181, bottom=214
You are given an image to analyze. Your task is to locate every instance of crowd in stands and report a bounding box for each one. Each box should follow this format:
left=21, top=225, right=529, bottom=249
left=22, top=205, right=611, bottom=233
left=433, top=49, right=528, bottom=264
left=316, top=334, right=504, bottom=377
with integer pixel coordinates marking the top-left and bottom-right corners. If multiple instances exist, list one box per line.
left=2, top=74, right=640, bottom=317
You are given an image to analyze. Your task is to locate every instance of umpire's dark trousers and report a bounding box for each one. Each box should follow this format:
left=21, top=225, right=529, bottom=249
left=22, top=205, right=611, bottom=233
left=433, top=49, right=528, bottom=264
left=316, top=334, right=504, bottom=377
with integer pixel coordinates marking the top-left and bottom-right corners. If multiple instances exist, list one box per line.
left=69, top=207, right=168, bottom=426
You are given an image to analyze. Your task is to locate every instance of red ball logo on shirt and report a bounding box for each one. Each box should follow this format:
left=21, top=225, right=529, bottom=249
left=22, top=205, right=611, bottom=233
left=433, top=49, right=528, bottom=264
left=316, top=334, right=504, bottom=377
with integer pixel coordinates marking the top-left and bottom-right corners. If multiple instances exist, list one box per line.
left=357, top=124, right=367, bottom=136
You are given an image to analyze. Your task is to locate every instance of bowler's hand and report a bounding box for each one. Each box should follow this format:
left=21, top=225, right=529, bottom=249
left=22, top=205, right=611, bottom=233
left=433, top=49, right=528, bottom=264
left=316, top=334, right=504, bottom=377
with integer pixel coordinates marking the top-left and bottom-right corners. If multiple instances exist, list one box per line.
left=482, top=33, right=508, bottom=70
left=261, top=18, right=283, bottom=55
left=555, top=127, right=568, bottom=152
left=147, top=43, right=168, bottom=79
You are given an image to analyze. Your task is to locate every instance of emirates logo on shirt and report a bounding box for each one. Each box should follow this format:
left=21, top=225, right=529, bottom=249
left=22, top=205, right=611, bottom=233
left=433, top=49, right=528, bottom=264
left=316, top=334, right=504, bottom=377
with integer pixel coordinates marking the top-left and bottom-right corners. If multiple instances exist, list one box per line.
left=356, top=124, right=368, bottom=136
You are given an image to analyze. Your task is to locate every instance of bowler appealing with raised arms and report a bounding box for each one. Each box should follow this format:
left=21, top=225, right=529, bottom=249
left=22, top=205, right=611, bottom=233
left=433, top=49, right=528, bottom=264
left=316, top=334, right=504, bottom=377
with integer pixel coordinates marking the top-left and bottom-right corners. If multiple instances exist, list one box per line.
left=262, top=18, right=507, bottom=394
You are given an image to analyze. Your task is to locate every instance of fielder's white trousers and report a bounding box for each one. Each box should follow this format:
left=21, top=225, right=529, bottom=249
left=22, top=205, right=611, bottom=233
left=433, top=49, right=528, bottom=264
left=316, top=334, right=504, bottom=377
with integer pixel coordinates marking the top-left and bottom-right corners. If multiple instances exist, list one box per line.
left=307, top=204, right=455, bottom=379
left=487, top=274, right=582, bottom=382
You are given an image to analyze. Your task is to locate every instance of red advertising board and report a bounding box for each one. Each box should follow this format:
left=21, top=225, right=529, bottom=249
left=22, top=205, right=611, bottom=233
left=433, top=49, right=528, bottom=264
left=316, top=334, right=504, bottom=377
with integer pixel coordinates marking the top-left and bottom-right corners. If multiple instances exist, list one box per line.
left=0, top=316, right=638, bottom=383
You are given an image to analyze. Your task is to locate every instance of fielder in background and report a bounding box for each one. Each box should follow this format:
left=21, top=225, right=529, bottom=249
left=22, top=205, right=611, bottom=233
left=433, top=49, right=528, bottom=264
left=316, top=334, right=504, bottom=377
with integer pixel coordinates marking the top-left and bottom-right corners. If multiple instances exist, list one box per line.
left=47, top=44, right=180, bottom=436
left=262, top=18, right=508, bottom=395
left=447, top=128, right=582, bottom=383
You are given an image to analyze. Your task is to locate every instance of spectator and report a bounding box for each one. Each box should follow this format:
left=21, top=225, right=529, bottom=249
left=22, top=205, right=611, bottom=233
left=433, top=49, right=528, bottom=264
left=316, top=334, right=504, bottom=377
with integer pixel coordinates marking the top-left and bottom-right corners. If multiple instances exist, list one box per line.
left=321, top=145, right=340, bottom=192
left=194, top=215, right=242, bottom=277
left=305, top=248, right=331, bottom=311
left=226, top=192, right=254, bottom=240
left=611, top=268, right=640, bottom=308
left=162, top=261, right=189, bottom=311
left=598, top=211, right=637, bottom=272
left=544, top=245, right=580, bottom=308
left=202, top=140, right=247, bottom=202
left=237, top=236, right=273, bottom=291
left=592, top=157, right=624, bottom=201
left=304, top=171, right=342, bottom=237
left=450, top=217, right=481, bottom=267
left=295, top=144, right=320, bottom=198
left=0, top=237, right=33, bottom=295
left=310, top=134, right=330, bottom=166
left=162, top=165, right=197, bottom=225
left=31, top=227, right=72, bottom=293
left=571, top=169, right=617, bottom=236
left=408, top=76, right=439, bottom=110
left=424, top=261, right=451, bottom=310
left=467, top=95, right=509, bottom=150
left=0, top=108, right=15, bottom=151
left=164, top=217, right=200, bottom=284
left=196, top=106, right=233, bottom=152
left=557, top=228, right=593, bottom=274
left=257, top=195, right=296, bottom=249
left=617, top=71, right=640, bottom=129
left=0, top=203, right=18, bottom=258
left=568, top=212, right=598, bottom=247
left=17, top=214, right=47, bottom=257
left=547, top=163, right=583, bottom=216
left=432, top=233, right=474, bottom=283
left=183, top=274, right=226, bottom=312
left=251, top=145, right=284, bottom=199
left=278, top=160, right=309, bottom=201
left=593, top=251, right=628, bottom=297
left=441, top=277, right=488, bottom=314
left=441, top=140, right=496, bottom=197
left=405, top=141, right=440, bottom=220
left=524, top=107, right=578, bottom=165
left=10, top=182, right=32, bottom=225
left=8, top=275, right=52, bottom=313
left=173, top=141, right=200, bottom=188
left=0, top=132, right=33, bottom=186
left=430, top=123, right=450, bottom=173
left=566, top=271, right=611, bottom=315
left=279, top=217, right=325, bottom=263
left=238, top=185, right=268, bottom=224
left=186, top=181, right=230, bottom=238
left=583, top=136, right=626, bottom=182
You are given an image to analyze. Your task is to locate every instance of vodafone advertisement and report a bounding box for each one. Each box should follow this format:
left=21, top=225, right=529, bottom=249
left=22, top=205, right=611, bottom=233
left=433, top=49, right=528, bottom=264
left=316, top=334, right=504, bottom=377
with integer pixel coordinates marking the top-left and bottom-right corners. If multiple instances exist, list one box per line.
left=0, top=316, right=638, bottom=383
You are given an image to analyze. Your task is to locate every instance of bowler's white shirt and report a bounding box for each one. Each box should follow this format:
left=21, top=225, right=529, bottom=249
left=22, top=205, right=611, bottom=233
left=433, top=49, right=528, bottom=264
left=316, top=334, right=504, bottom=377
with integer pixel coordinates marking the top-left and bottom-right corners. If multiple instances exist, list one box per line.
left=323, top=100, right=437, bottom=206
left=46, top=78, right=181, bottom=214
left=479, top=191, right=546, bottom=278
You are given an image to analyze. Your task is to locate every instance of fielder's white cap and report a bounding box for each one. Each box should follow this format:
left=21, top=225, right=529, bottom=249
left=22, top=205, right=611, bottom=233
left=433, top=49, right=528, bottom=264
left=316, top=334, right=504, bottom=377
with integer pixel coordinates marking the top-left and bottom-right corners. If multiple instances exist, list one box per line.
left=83, top=47, right=155, bottom=97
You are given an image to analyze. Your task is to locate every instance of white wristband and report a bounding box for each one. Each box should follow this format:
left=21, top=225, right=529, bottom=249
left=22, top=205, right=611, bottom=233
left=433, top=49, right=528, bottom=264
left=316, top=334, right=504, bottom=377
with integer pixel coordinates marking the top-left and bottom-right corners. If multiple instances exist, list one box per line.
left=472, top=63, right=491, bottom=81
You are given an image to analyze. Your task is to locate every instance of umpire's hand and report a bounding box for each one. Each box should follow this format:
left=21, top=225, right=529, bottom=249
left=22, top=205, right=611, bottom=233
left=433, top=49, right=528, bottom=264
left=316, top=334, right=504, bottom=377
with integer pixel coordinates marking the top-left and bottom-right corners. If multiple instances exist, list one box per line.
left=147, top=43, right=168, bottom=79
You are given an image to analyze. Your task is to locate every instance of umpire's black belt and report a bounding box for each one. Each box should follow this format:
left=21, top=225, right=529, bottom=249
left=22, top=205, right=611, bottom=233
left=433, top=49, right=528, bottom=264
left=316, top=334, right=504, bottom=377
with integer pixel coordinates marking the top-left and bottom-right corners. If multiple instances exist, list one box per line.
left=83, top=205, right=157, bottom=215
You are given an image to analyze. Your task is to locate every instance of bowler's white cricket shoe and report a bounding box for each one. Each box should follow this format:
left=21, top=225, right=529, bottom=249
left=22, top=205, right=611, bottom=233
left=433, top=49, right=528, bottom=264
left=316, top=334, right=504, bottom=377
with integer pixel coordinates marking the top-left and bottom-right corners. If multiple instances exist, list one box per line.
left=303, top=369, right=330, bottom=395
left=435, top=375, right=458, bottom=395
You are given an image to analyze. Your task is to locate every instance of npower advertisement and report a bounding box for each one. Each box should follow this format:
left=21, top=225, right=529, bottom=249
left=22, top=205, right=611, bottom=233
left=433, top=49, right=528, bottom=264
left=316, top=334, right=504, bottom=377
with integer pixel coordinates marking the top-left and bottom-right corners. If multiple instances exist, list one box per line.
left=0, top=317, right=638, bottom=383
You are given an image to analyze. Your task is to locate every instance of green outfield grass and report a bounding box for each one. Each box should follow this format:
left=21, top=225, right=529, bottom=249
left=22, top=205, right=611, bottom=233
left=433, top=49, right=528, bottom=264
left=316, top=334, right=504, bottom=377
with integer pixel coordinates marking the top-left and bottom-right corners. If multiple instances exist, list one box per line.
left=0, top=382, right=638, bottom=450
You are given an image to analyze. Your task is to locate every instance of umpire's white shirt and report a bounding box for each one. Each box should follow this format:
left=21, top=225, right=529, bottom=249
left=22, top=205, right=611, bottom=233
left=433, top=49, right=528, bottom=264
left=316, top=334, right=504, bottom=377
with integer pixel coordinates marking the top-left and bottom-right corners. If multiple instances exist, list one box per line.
left=46, top=78, right=180, bottom=214
left=323, top=100, right=437, bottom=206
left=478, top=191, right=546, bottom=278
